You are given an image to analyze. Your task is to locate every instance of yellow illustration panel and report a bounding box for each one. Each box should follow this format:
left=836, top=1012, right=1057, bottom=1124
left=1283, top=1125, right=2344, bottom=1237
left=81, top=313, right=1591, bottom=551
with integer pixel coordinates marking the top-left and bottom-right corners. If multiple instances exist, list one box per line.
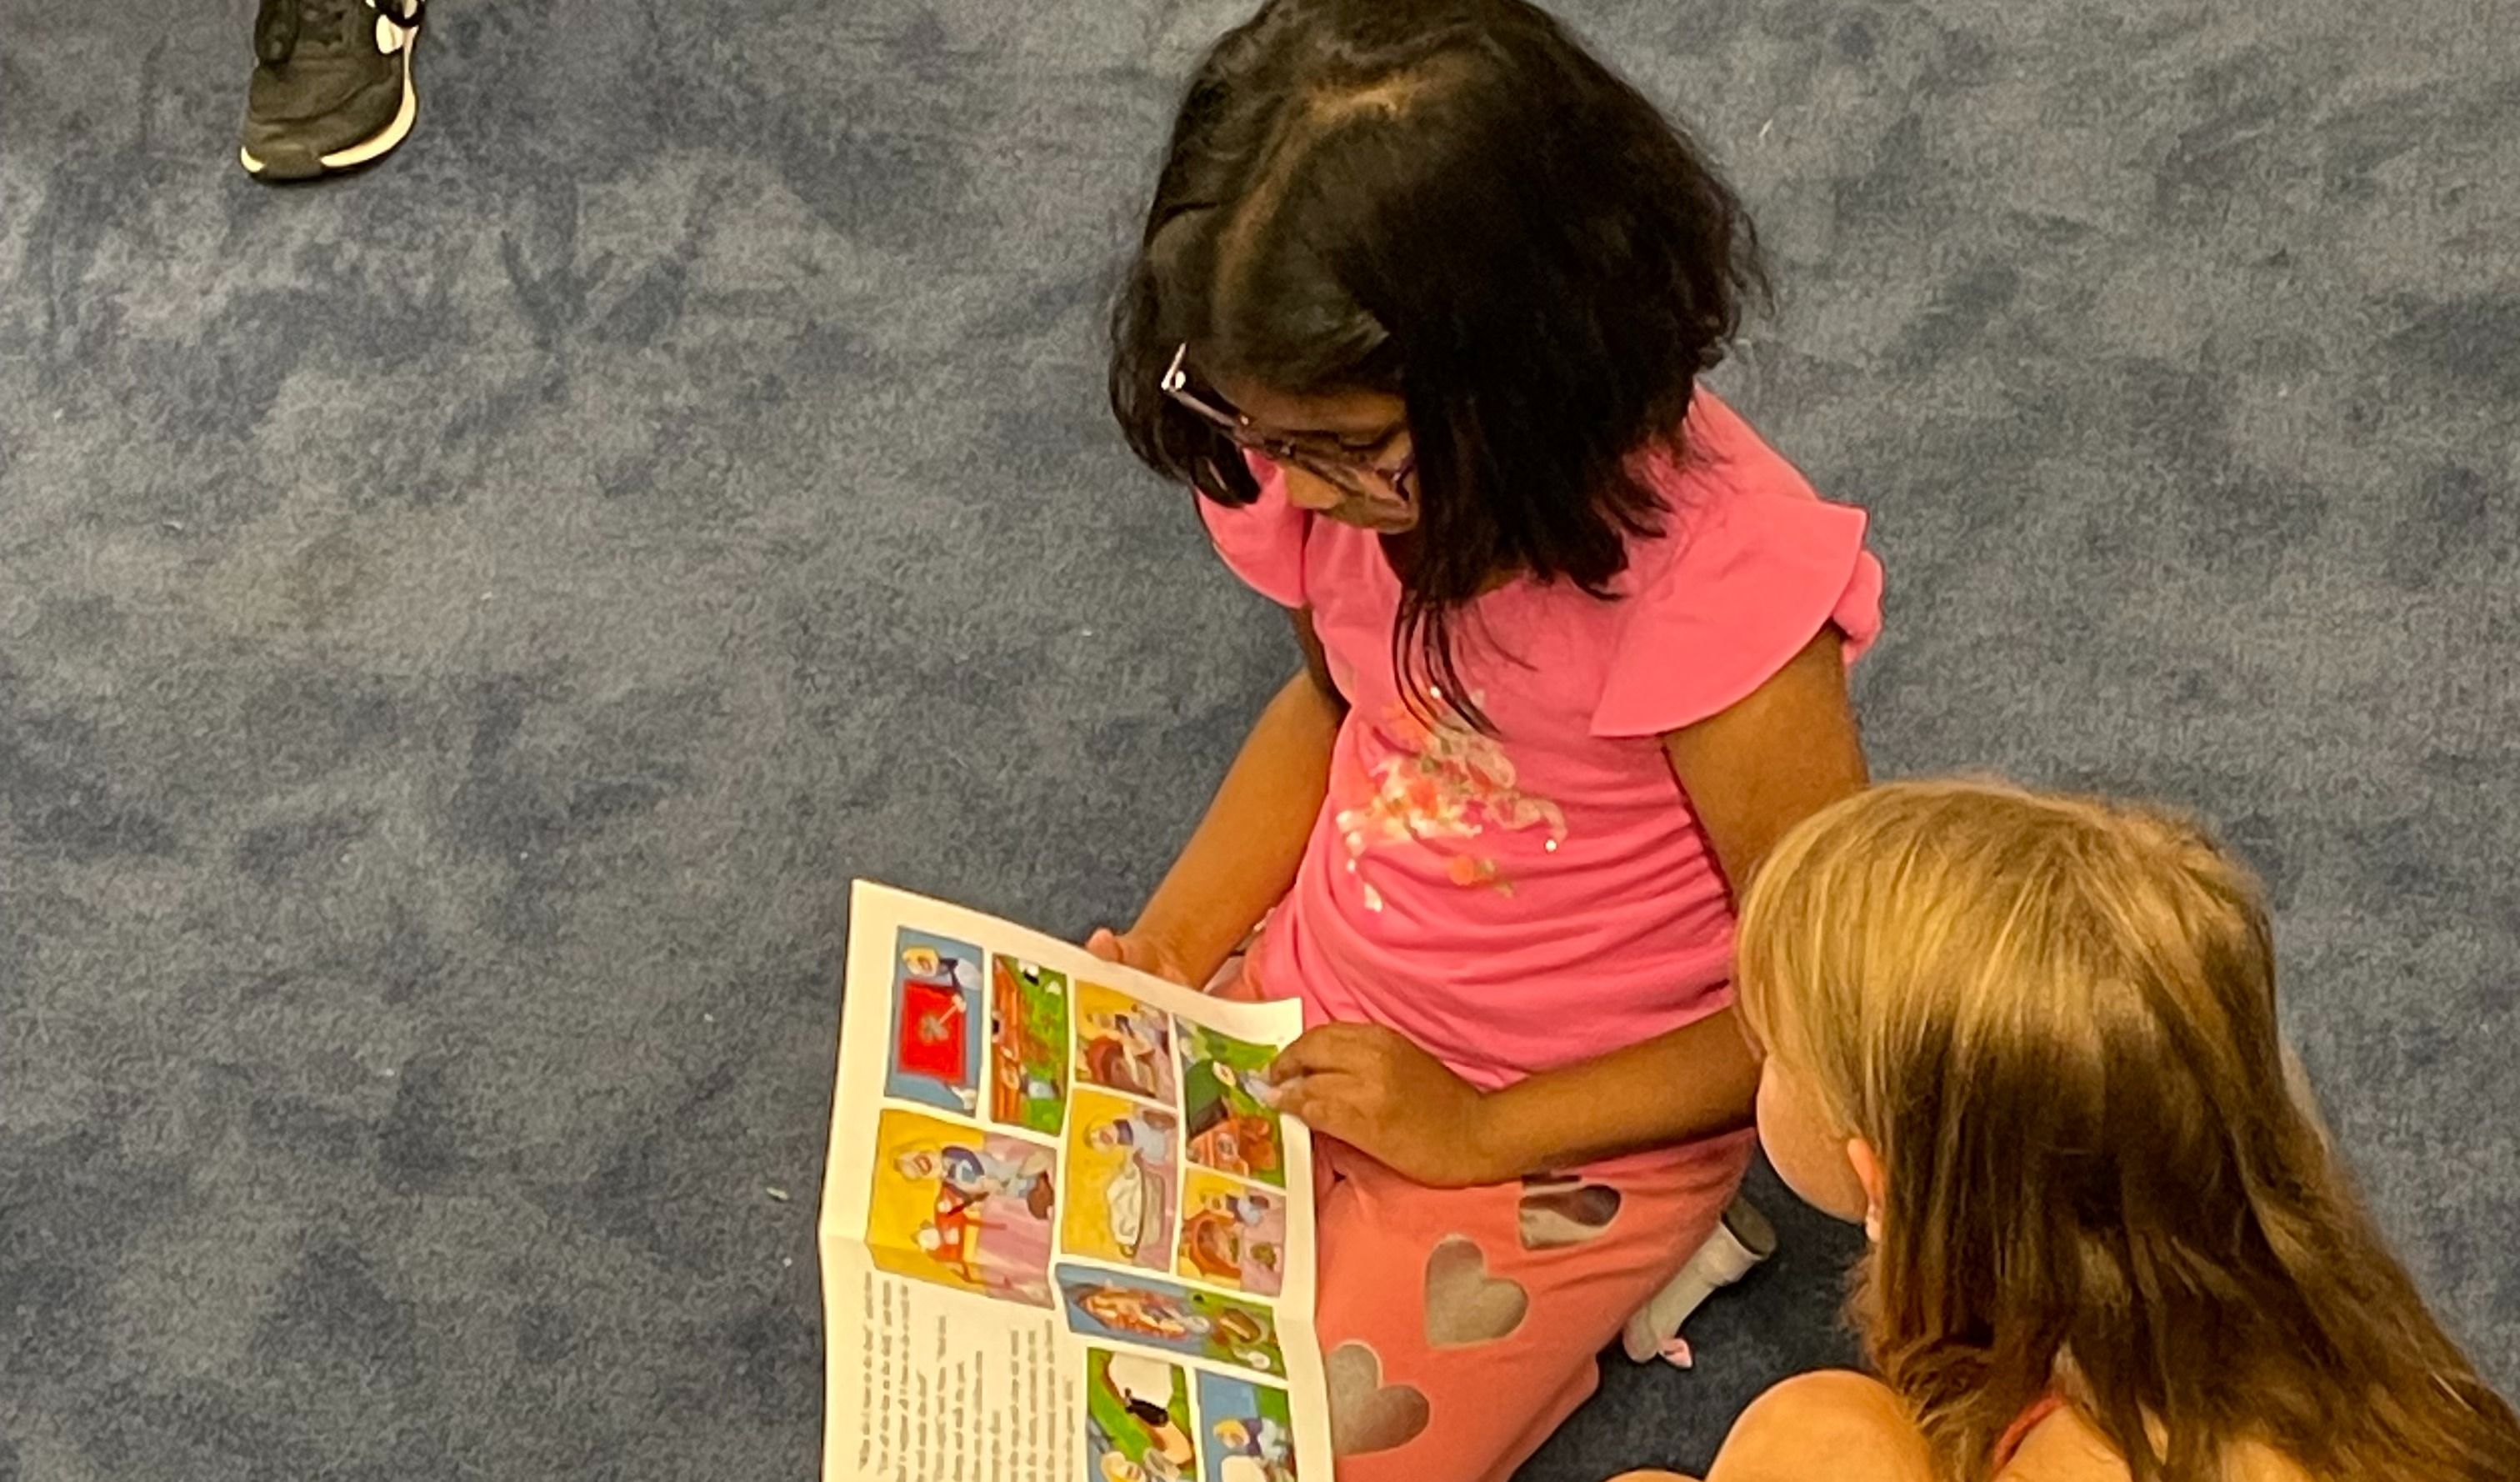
left=1059, top=1087, right=1178, bottom=1273
left=1072, top=980, right=1178, bottom=1103
left=867, top=1106, right=1058, bottom=1309
left=1176, top=1167, right=1288, bottom=1298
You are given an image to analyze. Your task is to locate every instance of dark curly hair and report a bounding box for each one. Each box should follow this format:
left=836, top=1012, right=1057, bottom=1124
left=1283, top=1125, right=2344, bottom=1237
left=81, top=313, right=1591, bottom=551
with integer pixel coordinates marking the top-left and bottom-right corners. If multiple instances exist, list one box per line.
left=1110, top=0, right=1768, bottom=713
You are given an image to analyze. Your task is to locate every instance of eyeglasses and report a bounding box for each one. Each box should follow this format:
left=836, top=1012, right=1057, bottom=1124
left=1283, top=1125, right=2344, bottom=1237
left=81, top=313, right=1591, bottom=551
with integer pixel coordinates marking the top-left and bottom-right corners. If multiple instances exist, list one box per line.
left=1161, top=343, right=1415, bottom=508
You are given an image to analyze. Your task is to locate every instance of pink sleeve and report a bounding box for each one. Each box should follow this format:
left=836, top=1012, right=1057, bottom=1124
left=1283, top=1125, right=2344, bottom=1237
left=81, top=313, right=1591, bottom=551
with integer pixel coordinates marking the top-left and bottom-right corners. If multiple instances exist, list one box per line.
left=1195, top=453, right=1311, bottom=609
left=1590, top=487, right=1885, bottom=738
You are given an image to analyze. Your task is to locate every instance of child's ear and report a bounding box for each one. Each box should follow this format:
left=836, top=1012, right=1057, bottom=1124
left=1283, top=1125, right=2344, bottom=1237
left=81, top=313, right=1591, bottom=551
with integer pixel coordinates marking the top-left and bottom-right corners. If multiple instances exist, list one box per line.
left=1845, top=1136, right=1887, bottom=1244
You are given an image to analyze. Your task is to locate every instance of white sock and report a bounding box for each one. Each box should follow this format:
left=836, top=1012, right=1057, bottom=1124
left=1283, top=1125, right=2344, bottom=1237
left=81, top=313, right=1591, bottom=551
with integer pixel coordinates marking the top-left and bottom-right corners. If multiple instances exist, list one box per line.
left=1621, top=1196, right=1779, bottom=1364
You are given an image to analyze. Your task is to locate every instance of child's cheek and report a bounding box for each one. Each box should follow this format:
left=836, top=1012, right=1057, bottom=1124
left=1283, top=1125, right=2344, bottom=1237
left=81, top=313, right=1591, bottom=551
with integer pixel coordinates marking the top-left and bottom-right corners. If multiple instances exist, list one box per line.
left=1755, top=1066, right=1869, bottom=1225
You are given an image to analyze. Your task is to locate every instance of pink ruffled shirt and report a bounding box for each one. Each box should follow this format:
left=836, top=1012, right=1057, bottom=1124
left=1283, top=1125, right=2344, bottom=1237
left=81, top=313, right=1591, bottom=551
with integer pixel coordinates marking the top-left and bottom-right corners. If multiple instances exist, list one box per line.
left=1202, top=392, right=1885, bottom=1091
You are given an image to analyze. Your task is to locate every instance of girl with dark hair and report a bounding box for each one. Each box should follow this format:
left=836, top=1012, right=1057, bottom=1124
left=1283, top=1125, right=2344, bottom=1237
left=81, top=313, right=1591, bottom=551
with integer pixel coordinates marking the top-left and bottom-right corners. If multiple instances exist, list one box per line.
left=1090, top=3, right=1883, bottom=1474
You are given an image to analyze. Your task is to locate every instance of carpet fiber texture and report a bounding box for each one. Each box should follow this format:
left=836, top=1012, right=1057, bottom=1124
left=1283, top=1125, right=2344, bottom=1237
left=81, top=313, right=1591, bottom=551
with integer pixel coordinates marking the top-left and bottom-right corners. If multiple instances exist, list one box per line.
left=2, top=2, right=2515, bottom=1478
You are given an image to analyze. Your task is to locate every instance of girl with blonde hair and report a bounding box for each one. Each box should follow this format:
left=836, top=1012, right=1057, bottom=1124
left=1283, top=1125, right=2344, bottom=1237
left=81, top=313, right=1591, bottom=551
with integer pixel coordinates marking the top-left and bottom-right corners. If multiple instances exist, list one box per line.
left=1635, top=779, right=2520, bottom=1482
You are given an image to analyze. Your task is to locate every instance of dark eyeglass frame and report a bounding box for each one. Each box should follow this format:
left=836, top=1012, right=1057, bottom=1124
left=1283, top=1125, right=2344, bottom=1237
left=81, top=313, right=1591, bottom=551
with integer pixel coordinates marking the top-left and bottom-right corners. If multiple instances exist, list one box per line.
left=1160, top=343, right=1415, bottom=508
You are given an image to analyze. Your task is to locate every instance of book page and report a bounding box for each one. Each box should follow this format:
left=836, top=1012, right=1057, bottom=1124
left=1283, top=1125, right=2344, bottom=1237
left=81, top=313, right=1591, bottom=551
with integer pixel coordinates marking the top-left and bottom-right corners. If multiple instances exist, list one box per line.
left=822, top=880, right=1330, bottom=1482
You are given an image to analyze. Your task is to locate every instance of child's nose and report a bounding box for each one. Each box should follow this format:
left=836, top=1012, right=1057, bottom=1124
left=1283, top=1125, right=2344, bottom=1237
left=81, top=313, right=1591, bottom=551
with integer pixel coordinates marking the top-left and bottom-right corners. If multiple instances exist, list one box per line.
left=1279, top=465, right=1345, bottom=513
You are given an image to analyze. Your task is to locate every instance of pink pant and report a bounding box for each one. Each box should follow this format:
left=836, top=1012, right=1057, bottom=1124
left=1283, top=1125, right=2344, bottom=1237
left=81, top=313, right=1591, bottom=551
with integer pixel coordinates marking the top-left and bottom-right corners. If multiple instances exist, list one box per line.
left=1216, top=947, right=1753, bottom=1480
left=1312, top=1134, right=1751, bottom=1480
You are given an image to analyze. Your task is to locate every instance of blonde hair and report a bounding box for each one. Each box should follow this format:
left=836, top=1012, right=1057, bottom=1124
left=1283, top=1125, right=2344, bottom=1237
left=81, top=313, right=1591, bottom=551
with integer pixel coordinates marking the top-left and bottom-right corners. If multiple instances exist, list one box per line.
left=1737, top=779, right=2520, bottom=1482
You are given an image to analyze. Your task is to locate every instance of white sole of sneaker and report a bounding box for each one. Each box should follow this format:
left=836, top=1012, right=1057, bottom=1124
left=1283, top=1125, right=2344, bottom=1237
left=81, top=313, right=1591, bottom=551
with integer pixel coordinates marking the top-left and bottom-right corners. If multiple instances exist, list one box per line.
left=240, top=26, right=418, bottom=178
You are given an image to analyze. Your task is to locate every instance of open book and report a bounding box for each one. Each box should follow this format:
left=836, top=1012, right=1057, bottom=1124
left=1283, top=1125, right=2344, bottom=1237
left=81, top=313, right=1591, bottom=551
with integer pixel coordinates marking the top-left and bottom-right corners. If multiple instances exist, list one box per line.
left=821, top=881, right=1333, bottom=1482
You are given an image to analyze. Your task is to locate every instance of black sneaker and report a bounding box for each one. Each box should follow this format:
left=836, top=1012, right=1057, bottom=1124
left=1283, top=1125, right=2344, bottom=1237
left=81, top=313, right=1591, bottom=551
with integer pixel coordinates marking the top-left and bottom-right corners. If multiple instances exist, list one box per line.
left=240, top=0, right=424, bottom=182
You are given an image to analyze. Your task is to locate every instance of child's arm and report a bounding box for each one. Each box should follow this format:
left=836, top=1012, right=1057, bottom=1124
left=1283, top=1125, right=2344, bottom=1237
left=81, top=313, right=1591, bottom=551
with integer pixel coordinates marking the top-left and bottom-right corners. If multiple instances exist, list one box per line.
left=1092, top=608, right=1347, bottom=987
left=1269, top=630, right=1865, bottom=1184
left=1659, top=629, right=1870, bottom=894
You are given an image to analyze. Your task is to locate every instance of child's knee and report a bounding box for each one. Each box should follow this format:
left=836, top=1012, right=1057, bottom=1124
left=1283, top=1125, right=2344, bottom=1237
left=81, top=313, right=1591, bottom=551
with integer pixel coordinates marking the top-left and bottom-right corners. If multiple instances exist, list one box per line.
left=1709, top=1371, right=1932, bottom=1482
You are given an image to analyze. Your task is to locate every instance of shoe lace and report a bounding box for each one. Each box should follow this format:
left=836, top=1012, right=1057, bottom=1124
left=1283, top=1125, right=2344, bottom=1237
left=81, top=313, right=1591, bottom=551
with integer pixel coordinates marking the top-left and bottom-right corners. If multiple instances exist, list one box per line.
left=254, top=0, right=358, bottom=64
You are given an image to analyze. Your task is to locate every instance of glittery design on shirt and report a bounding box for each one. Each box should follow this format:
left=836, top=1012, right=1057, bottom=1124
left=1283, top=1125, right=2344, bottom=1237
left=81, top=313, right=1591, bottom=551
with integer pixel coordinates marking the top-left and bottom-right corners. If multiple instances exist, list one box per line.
left=1335, top=688, right=1568, bottom=905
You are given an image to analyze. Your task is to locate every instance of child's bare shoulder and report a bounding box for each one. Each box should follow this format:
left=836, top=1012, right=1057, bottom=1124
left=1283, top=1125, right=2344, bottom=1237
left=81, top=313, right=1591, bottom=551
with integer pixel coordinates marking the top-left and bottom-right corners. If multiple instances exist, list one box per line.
left=1688, top=1374, right=2317, bottom=1482
left=2000, top=1410, right=2312, bottom=1482
left=1996, top=1407, right=2125, bottom=1482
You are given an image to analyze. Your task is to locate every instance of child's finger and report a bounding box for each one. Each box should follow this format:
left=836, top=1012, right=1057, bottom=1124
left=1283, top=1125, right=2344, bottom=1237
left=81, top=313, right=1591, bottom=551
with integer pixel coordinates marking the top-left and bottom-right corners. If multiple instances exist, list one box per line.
left=1269, top=1074, right=1349, bottom=1135
left=1085, top=927, right=1123, bottom=962
left=1266, top=1024, right=1374, bottom=1084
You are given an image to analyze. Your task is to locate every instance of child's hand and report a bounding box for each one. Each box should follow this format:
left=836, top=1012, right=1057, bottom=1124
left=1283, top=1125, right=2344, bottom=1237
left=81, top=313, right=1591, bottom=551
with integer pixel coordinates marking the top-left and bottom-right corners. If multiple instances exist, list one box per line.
left=1265, top=1024, right=1504, bottom=1188
left=1085, top=927, right=1195, bottom=988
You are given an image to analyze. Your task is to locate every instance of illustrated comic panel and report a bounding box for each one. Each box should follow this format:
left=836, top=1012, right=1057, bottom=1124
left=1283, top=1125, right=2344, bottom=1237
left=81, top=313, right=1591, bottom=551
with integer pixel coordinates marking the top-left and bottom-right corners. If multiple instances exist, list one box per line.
left=884, top=929, right=984, bottom=1115
left=1085, top=1348, right=1196, bottom=1482
left=1195, top=1372, right=1298, bottom=1482
left=1056, top=1263, right=1286, bottom=1379
left=868, top=1107, right=1058, bottom=1309
left=989, top=954, right=1071, bottom=1135
left=1073, top=981, right=1178, bottom=1104
left=1062, top=1089, right=1181, bottom=1275
left=1174, top=1168, right=1287, bottom=1299
left=1175, top=1022, right=1288, bottom=1189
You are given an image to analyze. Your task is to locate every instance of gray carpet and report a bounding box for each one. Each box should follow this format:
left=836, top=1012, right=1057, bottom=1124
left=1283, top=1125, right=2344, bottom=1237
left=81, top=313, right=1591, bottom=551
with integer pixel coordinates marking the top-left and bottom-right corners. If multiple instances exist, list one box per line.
left=2, top=1, right=2515, bottom=1477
